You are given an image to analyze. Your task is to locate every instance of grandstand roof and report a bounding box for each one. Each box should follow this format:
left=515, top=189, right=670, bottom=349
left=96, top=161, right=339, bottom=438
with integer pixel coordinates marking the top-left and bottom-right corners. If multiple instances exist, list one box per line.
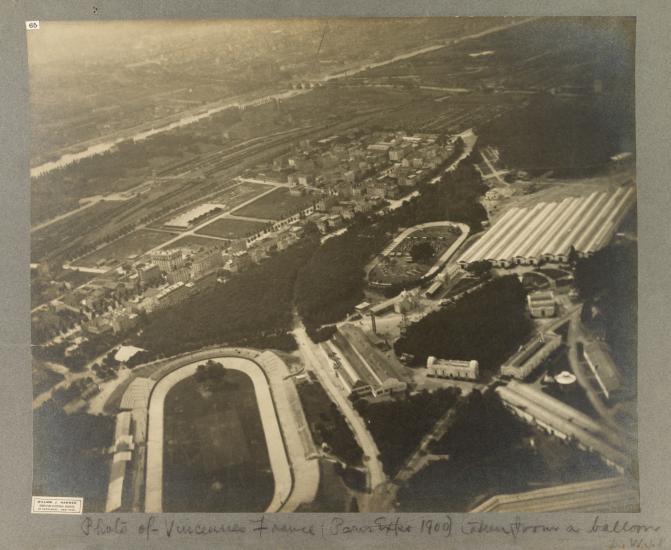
left=119, top=377, right=155, bottom=410
left=470, top=477, right=639, bottom=513
left=498, top=381, right=627, bottom=460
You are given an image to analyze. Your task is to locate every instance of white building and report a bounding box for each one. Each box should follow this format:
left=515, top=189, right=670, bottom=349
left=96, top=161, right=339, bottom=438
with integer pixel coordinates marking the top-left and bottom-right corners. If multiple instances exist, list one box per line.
left=149, top=249, right=184, bottom=272
left=427, top=356, right=479, bottom=381
left=527, top=290, right=556, bottom=318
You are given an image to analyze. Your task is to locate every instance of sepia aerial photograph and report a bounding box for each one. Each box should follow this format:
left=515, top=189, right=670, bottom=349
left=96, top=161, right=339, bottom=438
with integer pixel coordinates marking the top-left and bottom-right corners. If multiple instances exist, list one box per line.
left=29, top=17, right=638, bottom=514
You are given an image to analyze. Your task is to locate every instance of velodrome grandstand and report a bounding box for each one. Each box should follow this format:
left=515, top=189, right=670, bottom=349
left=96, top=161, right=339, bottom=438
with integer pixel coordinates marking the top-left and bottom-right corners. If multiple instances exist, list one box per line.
left=458, top=185, right=635, bottom=267
left=470, top=477, right=639, bottom=513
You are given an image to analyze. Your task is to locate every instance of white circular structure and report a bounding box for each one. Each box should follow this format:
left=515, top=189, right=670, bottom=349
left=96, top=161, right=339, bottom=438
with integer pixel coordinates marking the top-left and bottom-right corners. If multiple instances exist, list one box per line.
left=555, top=371, right=577, bottom=385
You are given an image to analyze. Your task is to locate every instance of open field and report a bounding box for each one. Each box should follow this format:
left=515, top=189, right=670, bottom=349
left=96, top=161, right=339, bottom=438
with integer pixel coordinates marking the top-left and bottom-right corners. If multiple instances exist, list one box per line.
left=195, top=217, right=266, bottom=240
left=363, top=18, right=631, bottom=92
left=360, top=90, right=521, bottom=134
left=75, top=229, right=176, bottom=268
left=32, top=178, right=226, bottom=262
left=232, top=187, right=314, bottom=220
left=147, top=182, right=270, bottom=230
left=170, top=235, right=228, bottom=251
left=162, top=368, right=274, bottom=512
left=31, top=201, right=129, bottom=262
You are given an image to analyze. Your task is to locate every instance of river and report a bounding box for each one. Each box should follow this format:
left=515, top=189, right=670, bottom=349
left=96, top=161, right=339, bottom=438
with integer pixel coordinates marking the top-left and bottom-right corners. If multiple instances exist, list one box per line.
left=30, top=88, right=308, bottom=179
left=30, top=18, right=535, bottom=180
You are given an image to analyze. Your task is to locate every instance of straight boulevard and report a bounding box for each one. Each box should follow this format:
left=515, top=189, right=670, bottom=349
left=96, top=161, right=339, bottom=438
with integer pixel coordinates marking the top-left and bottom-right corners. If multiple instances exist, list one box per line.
left=292, top=322, right=387, bottom=495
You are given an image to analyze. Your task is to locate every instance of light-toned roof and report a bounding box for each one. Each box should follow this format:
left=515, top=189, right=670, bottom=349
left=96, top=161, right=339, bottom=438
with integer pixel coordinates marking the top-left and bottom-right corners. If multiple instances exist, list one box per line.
left=555, top=371, right=577, bottom=385
left=458, top=187, right=636, bottom=264
left=114, top=345, right=146, bottom=363
left=470, top=477, right=639, bottom=513
left=164, top=203, right=224, bottom=228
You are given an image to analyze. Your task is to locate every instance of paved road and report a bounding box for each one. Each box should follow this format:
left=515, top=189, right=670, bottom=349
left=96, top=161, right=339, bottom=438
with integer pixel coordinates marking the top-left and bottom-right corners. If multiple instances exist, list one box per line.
left=368, top=405, right=458, bottom=512
left=32, top=345, right=119, bottom=410
left=292, top=324, right=387, bottom=491
left=479, top=146, right=509, bottom=185
left=430, top=128, right=478, bottom=184
left=566, top=309, right=621, bottom=432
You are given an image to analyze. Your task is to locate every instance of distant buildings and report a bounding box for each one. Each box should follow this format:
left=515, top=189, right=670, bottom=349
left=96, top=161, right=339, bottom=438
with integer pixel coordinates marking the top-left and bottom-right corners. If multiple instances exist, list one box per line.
left=424, top=279, right=443, bottom=298
left=189, top=248, right=223, bottom=280
left=152, top=281, right=192, bottom=310
left=166, top=266, right=191, bottom=285
left=427, top=357, right=479, bottom=381
left=110, top=311, right=139, bottom=334
left=367, top=143, right=391, bottom=153
left=527, top=290, right=556, bottom=318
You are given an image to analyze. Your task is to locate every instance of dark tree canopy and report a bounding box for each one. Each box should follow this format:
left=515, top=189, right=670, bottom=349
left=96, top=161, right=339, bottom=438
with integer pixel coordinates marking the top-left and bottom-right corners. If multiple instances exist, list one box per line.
left=575, top=242, right=637, bottom=384
left=135, top=238, right=318, bottom=356
left=33, top=402, right=114, bottom=512
left=295, top=156, right=488, bottom=339
left=479, top=93, right=635, bottom=178
left=397, top=389, right=616, bottom=512
left=395, top=275, right=533, bottom=372
left=353, top=387, right=460, bottom=476
left=409, top=241, right=435, bottom=263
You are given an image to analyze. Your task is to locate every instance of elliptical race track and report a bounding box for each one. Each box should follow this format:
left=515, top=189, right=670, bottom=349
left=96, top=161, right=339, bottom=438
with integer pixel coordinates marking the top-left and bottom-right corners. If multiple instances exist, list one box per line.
left=143, top=349, right=319, bottom=513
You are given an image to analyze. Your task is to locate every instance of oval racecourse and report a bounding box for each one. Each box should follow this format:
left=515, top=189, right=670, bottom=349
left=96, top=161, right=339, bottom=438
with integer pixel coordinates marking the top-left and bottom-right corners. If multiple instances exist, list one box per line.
left=368, top=221, right=470, bottom=287
left=145, top=355, right=294, bottom=513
